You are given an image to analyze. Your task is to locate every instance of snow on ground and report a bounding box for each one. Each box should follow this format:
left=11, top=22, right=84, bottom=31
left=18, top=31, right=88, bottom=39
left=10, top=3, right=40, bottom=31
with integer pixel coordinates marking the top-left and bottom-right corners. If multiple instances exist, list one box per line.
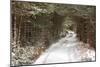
left=33, top=31, right=95, bottom=64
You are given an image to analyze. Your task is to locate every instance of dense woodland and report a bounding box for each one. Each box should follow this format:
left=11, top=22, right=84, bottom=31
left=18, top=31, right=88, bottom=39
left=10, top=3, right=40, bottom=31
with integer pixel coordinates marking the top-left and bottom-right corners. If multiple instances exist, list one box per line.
left=11, top=1, right=96, bottom=66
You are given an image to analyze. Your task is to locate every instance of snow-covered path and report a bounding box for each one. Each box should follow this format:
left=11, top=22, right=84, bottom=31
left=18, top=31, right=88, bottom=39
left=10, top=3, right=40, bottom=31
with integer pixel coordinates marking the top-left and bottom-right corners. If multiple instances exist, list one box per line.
left=34, top=31, right=95, bottom=64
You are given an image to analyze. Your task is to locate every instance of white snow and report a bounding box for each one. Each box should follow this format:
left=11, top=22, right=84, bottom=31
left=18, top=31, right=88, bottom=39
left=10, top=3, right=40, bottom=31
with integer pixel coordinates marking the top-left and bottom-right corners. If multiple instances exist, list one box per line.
left=33, top=31, right=95, bottom=64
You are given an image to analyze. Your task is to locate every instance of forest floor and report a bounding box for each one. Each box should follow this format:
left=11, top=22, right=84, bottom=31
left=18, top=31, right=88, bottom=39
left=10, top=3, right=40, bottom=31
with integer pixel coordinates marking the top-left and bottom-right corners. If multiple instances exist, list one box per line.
left=34, top=30, right=95, bottom=64
left=11, top=31, right=95, bottom=66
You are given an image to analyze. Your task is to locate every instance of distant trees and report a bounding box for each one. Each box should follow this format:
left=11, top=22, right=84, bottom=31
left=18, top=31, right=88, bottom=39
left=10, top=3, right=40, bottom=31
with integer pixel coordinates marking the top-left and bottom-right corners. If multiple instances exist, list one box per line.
left=11, top=1, right=96, bottom=49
